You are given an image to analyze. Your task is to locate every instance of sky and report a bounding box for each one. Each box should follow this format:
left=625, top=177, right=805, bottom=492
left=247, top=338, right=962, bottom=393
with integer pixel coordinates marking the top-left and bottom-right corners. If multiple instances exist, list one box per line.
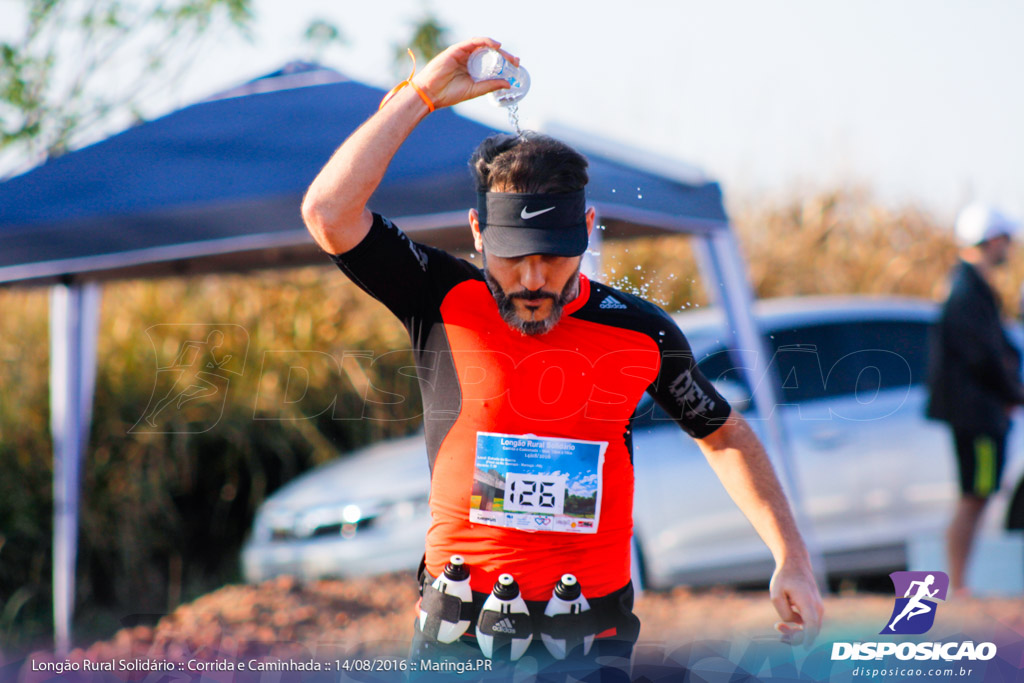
left=5, top=0, right=1023, bottom=222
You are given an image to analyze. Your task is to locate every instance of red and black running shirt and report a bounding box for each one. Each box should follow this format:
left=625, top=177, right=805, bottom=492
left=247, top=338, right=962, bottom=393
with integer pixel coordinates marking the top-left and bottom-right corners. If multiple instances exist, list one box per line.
left=330, top=213, right=731, bottom=601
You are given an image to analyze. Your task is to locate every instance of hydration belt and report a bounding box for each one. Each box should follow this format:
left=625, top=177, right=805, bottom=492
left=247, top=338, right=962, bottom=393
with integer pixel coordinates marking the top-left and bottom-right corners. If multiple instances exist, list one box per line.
left=416, top=557, right=639, bottom=646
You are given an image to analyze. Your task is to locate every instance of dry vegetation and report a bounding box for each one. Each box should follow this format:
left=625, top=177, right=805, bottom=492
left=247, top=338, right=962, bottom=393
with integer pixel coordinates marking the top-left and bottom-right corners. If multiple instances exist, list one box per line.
left=3, top=189, right=1022, bottom=658
left=603, top=189, right=1024, bottom=310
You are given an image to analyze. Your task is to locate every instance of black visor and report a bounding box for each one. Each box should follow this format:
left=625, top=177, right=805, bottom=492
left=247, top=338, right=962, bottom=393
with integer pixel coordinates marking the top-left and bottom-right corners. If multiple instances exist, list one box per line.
left=477, top=190, right=588, bottom=258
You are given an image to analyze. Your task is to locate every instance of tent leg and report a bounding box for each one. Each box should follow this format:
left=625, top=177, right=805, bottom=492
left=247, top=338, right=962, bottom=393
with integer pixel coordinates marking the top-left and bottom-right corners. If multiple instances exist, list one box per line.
left=50, top=281, right=102, bottom=656
left=582, top=208, right=603, bottom=279
left=693, top=231, right=828, bottom=592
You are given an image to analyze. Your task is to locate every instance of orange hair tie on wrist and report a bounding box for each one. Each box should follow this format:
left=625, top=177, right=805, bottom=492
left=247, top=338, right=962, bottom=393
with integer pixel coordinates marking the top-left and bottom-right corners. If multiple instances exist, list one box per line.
left=379, top=49, right=436, bottom=113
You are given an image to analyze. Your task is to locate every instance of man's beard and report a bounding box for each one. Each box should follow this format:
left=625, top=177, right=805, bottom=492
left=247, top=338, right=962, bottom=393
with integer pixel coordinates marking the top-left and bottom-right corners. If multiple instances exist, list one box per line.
left=483, top=258, right=581, bottom=336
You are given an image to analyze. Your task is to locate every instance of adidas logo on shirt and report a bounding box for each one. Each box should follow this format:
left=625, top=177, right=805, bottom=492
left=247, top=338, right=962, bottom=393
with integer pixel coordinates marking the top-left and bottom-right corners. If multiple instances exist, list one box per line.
left=600, top=295, right=628, bottom=310
left=491, top=617, right=517, bottom=634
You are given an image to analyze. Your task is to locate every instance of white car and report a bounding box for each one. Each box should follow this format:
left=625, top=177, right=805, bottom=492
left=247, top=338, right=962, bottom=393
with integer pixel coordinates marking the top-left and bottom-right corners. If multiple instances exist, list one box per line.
left=242, top=296, right=1024, bottom=588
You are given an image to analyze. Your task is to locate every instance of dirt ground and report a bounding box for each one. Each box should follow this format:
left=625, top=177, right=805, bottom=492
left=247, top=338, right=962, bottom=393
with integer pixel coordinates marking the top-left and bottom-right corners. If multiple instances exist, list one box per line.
left=14, top=573, right=1024, bottom=680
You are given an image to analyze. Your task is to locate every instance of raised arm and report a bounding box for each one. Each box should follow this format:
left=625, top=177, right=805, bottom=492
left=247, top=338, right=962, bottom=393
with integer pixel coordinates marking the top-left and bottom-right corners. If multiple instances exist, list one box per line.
left=694, top=411, right=824, bottom=645
left=301, top=37, right=516, bottom=255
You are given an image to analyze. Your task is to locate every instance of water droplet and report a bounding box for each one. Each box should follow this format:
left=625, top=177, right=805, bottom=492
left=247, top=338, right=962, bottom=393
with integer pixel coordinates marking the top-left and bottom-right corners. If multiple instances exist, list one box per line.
left=635, top=265, right=641, bottom=271
left=658, top=330, right=665, bottom=336
left=637, top=193, right=643, bottom=199
left=612, top=188, right=616, bottom=193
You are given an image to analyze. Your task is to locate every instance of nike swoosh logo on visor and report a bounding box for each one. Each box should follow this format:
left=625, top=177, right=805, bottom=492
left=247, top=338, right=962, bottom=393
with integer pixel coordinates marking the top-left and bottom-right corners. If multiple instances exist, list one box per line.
left=520, top=206, right=556, bottom=220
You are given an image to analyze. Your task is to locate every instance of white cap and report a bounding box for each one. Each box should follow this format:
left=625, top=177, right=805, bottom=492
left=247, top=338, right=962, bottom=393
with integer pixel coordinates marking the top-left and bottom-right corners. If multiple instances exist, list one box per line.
left=955, top=203, right=1021, bottom=247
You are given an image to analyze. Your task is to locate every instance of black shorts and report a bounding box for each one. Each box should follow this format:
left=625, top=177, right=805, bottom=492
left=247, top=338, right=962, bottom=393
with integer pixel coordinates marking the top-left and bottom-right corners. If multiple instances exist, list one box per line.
left=952, top=428, right=1007, bottom=498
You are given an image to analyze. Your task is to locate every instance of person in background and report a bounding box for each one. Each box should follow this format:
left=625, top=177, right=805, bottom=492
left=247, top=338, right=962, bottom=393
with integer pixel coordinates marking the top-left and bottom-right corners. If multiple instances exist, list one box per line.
left=926, top=202, right=1024, bottom=594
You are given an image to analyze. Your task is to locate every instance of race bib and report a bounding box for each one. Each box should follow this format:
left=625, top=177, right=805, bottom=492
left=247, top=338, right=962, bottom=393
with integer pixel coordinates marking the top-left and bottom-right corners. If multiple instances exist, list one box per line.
left=469, top=432, right=607, bottom=534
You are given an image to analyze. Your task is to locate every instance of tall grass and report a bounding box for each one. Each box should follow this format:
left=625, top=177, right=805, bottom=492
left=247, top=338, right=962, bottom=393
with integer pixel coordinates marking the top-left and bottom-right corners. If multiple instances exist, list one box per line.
left=0, top=261, right=422, bottom=653
left=1, top=189, right=1018, bottom=655
left=603, top=190, right=1024, bottom=311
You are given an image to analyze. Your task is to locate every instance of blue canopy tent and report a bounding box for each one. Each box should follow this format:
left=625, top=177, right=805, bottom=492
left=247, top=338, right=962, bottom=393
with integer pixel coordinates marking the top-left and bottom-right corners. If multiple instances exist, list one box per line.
left=0, top=63, right=800, bottom=653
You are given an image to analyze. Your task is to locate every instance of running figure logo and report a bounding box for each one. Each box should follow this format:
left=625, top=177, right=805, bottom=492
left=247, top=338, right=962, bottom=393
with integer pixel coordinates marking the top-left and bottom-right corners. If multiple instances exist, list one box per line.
left=881, top=571, right=949, bottom=635
left=131, top=325, right=248, bottom=433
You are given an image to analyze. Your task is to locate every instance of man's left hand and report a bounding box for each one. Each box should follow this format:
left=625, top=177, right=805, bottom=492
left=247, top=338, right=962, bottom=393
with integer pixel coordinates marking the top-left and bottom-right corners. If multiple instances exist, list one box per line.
left=769, top=558, right=824, bottom=646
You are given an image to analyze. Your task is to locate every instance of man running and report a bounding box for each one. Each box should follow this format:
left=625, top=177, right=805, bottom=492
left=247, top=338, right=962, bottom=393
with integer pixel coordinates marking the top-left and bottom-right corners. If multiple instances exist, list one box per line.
left=142, top=330, right=232, bottom=427
left=301, top=36, right=823, bottom=679
left=887, top=574, right=939, bottom=632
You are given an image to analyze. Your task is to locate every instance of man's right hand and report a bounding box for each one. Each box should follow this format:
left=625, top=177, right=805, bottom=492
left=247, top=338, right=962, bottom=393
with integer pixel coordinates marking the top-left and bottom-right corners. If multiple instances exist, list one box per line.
left=411, top=37, right=519, bottom=110
left=302, top=37, right=518, bottom=256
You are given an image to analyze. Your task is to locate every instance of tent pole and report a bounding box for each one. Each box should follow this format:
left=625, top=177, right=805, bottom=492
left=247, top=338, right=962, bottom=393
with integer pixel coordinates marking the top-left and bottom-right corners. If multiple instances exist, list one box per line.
left=693, top=230, right=827, bottom=592
left=49, top=281, right=102, bottom=656
left=582, top=207, right=603, bottom=279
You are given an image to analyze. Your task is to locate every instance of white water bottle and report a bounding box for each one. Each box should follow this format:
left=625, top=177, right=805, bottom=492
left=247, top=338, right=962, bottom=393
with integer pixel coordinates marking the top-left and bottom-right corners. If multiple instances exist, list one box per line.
left=541, top=574, right=594, bottom=659
left=418, top=555, right=473, bottom=643
left=476, top=574, right=533, bottom=660
left=466, top=47, right=530, bottom=107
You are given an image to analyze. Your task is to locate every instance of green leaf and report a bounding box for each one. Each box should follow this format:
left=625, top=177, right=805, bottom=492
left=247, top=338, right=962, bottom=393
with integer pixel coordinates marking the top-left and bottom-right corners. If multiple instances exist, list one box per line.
left=393, top=10, right=450, bottom=76
left=0, top=0, right=258, bottom=164
left=303, top=18, right=345, bottom=47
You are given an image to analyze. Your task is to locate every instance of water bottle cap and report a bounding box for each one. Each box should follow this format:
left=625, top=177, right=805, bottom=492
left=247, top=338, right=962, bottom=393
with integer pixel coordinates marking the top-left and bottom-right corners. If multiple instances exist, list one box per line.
left=493, top=574, right=520, bottom=600
left=444, top=556, right=469, bottom=581
left=554, top=574, right=582, bottom=601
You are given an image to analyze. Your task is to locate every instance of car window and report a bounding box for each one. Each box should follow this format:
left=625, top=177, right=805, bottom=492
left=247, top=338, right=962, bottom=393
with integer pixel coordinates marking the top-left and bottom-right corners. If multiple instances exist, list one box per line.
left=766, top=320, right=929, bottom=403
left=633, top=316, right=931, bottom=421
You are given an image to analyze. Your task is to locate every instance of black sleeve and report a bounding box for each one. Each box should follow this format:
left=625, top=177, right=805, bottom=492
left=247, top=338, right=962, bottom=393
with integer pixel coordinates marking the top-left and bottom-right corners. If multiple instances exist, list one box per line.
left=646, top=310, right=732, bottom=439
left=327, top=213, right=478, bottom=326
left=943, top=289, right=1024, bottom=405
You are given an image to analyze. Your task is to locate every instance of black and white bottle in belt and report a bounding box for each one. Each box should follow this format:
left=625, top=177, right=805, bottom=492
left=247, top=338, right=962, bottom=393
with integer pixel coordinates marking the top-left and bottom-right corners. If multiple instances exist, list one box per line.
left=476, top=573, right=533, bottom=661
left=541, top=574, right=594, bottom=659
left=418, top=555, right=473, bottom=643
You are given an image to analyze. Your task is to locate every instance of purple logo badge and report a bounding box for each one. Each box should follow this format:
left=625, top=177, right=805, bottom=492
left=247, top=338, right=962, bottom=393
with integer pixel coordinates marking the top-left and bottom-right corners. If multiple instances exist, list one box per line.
left=881, top=571, right=949, bottom=635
